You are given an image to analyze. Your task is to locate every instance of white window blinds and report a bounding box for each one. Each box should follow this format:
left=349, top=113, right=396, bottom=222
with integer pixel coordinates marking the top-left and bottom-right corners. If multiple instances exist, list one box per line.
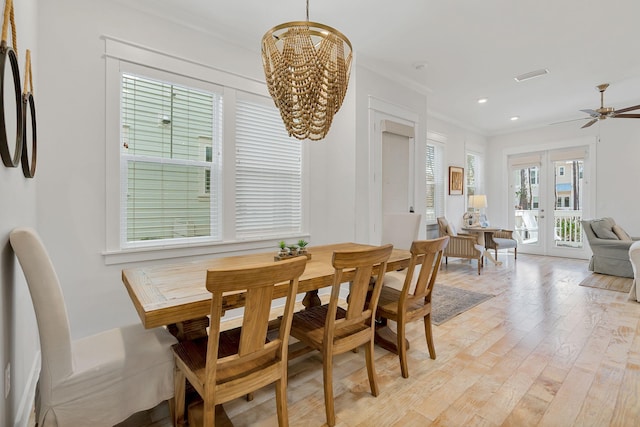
left=426, top=142, right=444, bottom=221
left=235, top=98, right=302, bottom=237
left=121, top=73, right=222, bottom=246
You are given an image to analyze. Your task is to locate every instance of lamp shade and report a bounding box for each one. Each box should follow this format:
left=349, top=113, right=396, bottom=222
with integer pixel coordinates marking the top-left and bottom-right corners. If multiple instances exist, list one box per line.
left=469, top=195, right=487, bottom=209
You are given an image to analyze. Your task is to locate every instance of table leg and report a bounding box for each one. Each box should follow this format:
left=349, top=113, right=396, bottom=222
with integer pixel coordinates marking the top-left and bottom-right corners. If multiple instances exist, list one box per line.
left=374, top=318, right=410, bottom=355
left=302, top=290, right=322, bottom=308
left=167, top=317, right=210, bottom=341
left=483, top=249, right=502, bottom=266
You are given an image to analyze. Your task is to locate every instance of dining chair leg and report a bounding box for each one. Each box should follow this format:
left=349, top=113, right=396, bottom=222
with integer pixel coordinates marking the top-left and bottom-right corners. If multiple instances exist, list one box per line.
left=364, top=340, right=380, bottom=397
left=173, top=367, right=186, bottom=427
left=203, top=398, right=215, bottom=426
left=424, top=313, right=436, bottom=360
left=397, top=321, right=409, bottom=379
left=275, top=375, right=289, bottom=427
left=323, top=354, right=336, bottom=427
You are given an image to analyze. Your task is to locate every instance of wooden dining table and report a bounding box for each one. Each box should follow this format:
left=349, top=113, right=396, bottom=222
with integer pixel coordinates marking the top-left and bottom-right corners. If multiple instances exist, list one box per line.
left=122, top=242, right=412, bottom=345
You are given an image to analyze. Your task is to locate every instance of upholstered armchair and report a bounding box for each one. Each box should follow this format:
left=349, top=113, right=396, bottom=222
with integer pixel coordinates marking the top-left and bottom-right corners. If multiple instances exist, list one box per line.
left=437, top=217, right=484, bottom=274
left=485, top=230, right=518, bottom=261
left=582, top=217, right=640, bottom=278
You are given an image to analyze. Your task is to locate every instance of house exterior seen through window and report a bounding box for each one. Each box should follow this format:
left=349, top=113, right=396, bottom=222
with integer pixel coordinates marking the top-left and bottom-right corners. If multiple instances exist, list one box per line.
left=121, top=73, right=222, bottom=244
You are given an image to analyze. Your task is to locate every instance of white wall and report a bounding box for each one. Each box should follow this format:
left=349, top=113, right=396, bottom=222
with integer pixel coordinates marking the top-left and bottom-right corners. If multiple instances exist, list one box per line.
left=487, top=119, right=640, bottom=236
left=0, top=0, right=39, bottom=425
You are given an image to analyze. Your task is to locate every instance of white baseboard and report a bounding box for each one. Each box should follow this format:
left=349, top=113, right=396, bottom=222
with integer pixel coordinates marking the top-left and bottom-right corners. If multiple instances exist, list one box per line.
left=14, top=352, right=39, bottom=427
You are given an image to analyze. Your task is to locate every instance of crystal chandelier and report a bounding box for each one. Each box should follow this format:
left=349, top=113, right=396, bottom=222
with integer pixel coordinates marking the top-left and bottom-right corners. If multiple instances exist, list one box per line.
left=261, top=0, right=352, bottom=141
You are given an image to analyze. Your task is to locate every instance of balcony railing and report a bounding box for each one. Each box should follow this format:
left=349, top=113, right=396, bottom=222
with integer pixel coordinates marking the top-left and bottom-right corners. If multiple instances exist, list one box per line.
left=554, top=210, right=582, bottom=247
left=514, top=209, right=583, bottom=248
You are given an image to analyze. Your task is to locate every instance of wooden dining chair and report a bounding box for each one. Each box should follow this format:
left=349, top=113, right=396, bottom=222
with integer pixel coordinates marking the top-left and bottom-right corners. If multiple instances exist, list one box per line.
left=171, top=256, right=307, bottom=427
left=289, top=244, right=393, bottom=427
left=376, top=237, right=449, bottom=378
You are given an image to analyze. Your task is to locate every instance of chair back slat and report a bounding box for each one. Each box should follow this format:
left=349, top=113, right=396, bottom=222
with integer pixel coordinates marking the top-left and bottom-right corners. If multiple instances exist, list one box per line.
left=240, top=285, right=275, bottom=355
left=325, top=244, right=393, bottom=343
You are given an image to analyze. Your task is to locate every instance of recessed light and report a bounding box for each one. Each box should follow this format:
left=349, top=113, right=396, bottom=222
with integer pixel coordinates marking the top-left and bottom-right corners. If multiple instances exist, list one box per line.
left=510, top=116, right=520, bottom=121
left=477, top=98, right=488, bottom=104
left=514, top=68, right=549, bottom=82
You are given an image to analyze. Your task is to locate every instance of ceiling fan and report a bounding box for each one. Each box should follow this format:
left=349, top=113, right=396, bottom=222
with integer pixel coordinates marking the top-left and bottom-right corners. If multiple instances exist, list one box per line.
left=579, top=83, right=640, bottom=128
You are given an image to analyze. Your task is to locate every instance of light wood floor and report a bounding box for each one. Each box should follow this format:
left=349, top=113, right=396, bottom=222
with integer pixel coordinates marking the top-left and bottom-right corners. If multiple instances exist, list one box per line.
left=35, top=253, right=640, bottom=426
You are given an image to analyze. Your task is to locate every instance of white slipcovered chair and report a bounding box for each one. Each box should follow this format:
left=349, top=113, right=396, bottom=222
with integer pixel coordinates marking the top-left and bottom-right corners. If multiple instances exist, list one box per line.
left=9, top=227, right=177, bottom=427
left=381, top=212, right=422, bottom=250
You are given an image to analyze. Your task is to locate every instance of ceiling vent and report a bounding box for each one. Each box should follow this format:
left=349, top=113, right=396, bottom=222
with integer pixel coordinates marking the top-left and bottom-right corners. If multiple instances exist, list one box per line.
left=514, top=68, right=549, bottom=82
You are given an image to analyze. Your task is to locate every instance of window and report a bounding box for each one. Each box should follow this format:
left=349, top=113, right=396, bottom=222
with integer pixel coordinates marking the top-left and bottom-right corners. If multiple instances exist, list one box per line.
left=558, top=166, right=565, bottom=176
left=466, top=151, right=483, bottom=204
left=121, top=73, right=222, bottom=245
left=113, top=58, right=304, bottom=252
left=425, top=141, right=444, bottom=222
left=235, top=96, right=302, bottom=237
left=530, top=169, right=539, bottom=185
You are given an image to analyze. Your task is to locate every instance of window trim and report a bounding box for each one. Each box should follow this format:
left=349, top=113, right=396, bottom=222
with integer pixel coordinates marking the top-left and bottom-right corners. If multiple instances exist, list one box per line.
left=425, top=139, right=445, bottom=225
left=104, top=36, right=308, bottom=264
left=465, top=150, right=484, bottom=207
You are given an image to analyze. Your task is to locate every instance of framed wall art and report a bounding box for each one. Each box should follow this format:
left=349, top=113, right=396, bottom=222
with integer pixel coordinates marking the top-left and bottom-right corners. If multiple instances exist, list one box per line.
left=449, top=166, right=464, bottom=195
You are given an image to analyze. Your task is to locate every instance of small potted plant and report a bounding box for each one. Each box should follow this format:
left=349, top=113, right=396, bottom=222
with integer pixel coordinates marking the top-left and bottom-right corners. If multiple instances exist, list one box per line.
left=297, top=239, right=309, bottom=255
left=287, top=244, right=299, bottom=256
left=278, top=240, right=288, bottom=257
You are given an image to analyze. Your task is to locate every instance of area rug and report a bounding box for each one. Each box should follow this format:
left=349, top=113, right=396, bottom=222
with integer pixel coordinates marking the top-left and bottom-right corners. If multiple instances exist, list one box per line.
left=431, top=285, right=494, bottom=325
left=578, top=273, right=633, bottom=293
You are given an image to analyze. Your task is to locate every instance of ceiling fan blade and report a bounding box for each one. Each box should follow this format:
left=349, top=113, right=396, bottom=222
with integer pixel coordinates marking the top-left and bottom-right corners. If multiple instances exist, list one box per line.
left=614, top=104, right=640, bottom=114
left=549, top=117, right=589, bottom=125
left=581, top=119, right=598, bottom=128
left=613, top=114, right=640, bottom=118
left=580, top=109, right=599, bottom=118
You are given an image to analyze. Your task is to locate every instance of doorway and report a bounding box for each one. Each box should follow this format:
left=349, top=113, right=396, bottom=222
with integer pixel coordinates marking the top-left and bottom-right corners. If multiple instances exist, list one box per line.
left=368, top=98, right=419, bottom=245
left=381, top=121, right=414, bottom=214
left=508, top=146, right=591, bottom=259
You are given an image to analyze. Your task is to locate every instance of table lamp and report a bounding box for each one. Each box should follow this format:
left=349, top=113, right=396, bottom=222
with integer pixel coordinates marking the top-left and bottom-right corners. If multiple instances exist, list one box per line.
left=469, top=195, right=488, bottom=226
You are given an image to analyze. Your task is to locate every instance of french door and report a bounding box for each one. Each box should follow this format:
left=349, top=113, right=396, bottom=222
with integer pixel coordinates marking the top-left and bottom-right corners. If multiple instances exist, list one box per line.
left=508, top=146, right=591, bottom=259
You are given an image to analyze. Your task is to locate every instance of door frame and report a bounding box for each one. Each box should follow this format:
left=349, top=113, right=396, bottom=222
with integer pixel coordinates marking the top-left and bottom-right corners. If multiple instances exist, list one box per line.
left=368, top=97, right=419, bottom=245
left=501, top=136, right=597, bottom=259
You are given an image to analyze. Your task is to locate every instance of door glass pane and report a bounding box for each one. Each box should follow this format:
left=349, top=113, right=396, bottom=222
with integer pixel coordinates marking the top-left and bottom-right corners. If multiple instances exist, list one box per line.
left=513, top=167, right=539, bottom=245
left=553, top=159, right=583, bottom=249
